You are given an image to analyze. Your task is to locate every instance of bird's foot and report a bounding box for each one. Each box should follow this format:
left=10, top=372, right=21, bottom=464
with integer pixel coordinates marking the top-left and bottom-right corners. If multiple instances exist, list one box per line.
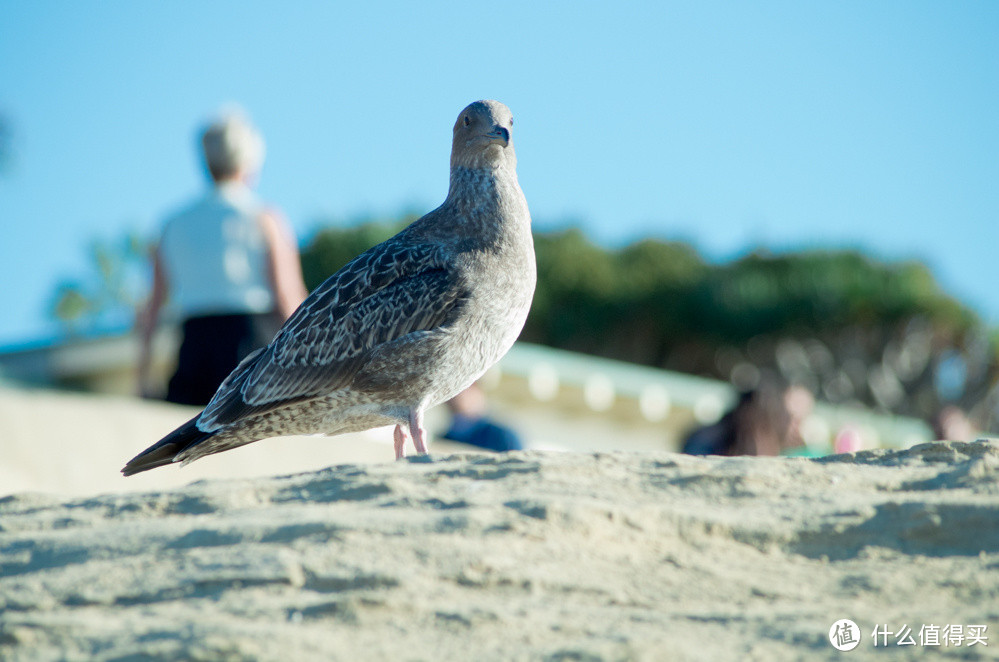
left=410, top=410, right=429, bottom=455
left=394, top=411, right=430, bottom=460
left=394, top=424, right=407, bottom=460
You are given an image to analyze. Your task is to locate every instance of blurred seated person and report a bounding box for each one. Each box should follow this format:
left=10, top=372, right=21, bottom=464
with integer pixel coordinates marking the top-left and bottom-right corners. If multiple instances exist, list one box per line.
left=779, top=384, right=816, bottom=456
left=682, top=383, right=810, bottom=456
left=442, top=383, right=524, bottom=452
left=137, top=109, right=308, bottom=405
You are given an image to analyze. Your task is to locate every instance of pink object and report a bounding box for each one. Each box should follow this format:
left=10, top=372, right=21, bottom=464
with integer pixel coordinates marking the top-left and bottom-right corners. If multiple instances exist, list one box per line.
left=834, top=427, right=863, bottom=453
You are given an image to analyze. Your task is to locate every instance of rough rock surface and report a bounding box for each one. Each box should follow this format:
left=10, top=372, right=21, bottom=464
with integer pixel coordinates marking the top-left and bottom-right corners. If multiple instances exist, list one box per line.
left=2, top=441, right=998, bottom=661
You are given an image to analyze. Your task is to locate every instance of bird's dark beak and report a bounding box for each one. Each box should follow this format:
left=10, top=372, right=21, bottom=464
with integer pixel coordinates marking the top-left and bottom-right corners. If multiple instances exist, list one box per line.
left=488, top=126, right=510, bottom=147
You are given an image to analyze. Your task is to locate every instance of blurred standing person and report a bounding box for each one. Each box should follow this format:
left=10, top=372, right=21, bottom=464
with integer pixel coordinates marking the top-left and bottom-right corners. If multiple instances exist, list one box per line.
left=137, top=109, right=308, bottom=404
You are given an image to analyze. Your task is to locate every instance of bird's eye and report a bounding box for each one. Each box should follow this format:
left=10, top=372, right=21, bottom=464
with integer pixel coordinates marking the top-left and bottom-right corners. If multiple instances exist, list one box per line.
left=463, top=116, right=471, bottom=127
left=509, top=118, right=514, bottom=127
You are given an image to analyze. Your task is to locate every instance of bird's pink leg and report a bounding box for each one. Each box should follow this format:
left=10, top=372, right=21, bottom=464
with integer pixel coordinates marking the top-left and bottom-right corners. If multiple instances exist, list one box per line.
left=393, top=424, right=407, bottom=460
left=409, top=409, right=429, bottom=455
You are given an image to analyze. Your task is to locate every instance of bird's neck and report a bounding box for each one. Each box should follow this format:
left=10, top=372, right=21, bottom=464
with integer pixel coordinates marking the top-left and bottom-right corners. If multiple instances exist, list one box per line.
left=442, top=164, right=530, bottom=247
left=446, top=164, right=518, bottom=211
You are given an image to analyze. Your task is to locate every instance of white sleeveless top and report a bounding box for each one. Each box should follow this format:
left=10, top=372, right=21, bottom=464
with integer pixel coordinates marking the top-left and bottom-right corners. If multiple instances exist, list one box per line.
left=159, top=182, right=275, bottom=318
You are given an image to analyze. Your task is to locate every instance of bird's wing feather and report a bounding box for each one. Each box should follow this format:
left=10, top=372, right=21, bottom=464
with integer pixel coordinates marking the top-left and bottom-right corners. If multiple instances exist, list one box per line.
left=197, top=239, right=466, bottom=431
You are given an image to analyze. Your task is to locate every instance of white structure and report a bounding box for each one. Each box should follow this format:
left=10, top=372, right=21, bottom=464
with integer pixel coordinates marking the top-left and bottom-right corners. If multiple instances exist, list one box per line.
left=0, top=331, right=933, bottom=453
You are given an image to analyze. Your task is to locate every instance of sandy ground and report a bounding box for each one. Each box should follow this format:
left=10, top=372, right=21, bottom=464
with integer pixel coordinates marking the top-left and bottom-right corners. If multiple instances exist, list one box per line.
left=1, top=387, right=998, bottom=661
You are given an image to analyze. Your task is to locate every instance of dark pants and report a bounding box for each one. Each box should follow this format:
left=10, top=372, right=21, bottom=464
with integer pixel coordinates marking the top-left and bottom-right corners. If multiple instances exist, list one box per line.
left=166, top=312, right=278, bottom=406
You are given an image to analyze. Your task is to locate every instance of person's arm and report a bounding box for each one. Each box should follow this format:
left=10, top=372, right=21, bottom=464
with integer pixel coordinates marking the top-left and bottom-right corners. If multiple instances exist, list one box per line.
left=136, top=245, right=168, bottom=397
left=260, top=209, right=308, bottom=321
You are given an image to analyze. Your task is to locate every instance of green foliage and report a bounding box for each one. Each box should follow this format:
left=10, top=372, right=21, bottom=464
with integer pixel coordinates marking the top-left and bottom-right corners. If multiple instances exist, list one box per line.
left=525, top=229, right=706, bottom=357
left=51, top=283, right=92, bottom=327
left=684, top=251, right=947, bottom=341
left=51, top=231, right=150, bottom=332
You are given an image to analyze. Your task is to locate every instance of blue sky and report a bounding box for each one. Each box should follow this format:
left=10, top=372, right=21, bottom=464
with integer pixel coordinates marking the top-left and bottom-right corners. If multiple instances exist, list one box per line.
left=1, top=1, right=996, bottom=346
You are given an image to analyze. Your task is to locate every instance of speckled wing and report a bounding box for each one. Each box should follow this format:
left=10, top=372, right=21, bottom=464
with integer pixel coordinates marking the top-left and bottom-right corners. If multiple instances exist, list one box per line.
left=197, top=239, right=466, bottom=432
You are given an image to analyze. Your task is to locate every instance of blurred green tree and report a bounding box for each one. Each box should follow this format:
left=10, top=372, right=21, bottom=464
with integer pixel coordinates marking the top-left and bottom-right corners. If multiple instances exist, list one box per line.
left=51, top=232, right=149, bottom=333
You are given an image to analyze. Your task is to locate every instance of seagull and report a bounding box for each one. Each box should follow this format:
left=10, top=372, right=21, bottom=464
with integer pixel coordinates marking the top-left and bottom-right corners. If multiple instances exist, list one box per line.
left=122, top=100, right=535, bottom=476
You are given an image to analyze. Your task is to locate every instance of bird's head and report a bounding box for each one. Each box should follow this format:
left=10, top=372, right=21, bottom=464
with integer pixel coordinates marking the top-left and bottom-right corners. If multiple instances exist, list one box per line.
left=451, top=100, right=516, bottom=170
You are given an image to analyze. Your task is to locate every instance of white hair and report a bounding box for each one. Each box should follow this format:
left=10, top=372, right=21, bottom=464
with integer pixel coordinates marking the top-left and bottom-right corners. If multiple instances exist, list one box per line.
left=200, top=108, right=265, bottom=181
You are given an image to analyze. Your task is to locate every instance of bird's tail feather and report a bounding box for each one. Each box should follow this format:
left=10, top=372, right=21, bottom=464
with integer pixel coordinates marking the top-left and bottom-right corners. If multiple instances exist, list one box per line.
left=121, top=415, right=213, bottom=476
